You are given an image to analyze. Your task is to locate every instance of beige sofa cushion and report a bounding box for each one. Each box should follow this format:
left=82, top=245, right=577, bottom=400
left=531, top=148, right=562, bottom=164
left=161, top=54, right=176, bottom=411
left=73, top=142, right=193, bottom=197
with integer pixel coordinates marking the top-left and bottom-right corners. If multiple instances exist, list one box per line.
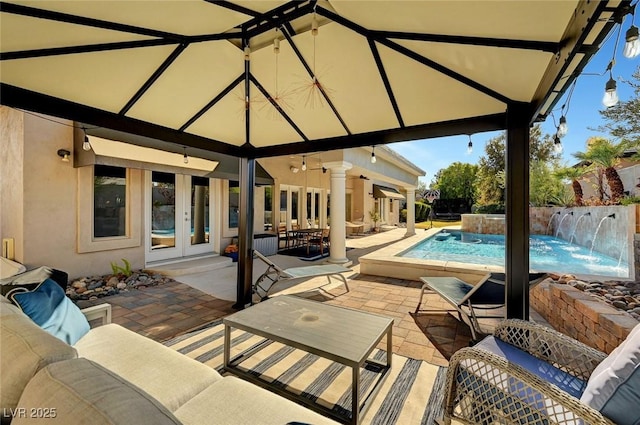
left=14, top=359, right=181, bottom=425
left=0, top=302, right=77, bottom=423
left=74, top=323, right=222, bottom=411
left=175, top=376, right=339, bottom=425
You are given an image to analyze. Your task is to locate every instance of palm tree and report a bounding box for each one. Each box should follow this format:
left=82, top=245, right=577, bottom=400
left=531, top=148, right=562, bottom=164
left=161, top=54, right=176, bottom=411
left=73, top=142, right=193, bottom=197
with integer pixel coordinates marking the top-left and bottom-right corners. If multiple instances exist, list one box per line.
left=554, top=166, right=585, bottom=206
left=573, top=137, right=629, bottom=203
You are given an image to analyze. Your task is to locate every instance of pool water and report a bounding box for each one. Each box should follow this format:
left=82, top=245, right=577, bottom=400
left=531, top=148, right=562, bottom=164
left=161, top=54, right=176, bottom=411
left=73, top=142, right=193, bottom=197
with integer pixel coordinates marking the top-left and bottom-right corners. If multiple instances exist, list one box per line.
left=399, top=230, right=628, bottom=278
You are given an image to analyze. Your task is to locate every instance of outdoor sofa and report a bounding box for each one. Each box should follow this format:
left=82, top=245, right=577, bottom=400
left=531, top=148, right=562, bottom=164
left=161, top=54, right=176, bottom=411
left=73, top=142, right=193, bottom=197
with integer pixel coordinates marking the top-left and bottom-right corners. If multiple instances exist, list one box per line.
left=1, top=286, right=338, bottom=425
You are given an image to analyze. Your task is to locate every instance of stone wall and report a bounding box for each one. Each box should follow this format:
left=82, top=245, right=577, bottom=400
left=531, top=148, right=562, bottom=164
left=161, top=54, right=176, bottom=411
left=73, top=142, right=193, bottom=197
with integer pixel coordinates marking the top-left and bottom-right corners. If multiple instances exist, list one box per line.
left=531, top=282, right=638, bottom=353
left=460, top=214, right=505, bottom=234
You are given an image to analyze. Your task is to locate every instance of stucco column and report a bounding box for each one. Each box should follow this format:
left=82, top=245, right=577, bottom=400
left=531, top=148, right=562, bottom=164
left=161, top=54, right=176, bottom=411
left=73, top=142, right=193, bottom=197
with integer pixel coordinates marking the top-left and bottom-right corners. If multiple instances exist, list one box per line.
left=404, top=187, right=416, bottom=236
left=323, top=161, right=352, bottom=264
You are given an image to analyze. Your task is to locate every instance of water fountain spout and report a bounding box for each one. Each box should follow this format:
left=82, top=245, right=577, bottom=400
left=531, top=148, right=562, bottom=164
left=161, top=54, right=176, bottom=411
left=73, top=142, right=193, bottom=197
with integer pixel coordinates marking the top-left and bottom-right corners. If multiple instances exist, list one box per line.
left=555, top=211, right=574, bottom=238
left=568, top=212, right=591, bottom=244
left=545, top=211, right=562, bottom=235
left=590, top=214, right=615, bottom=258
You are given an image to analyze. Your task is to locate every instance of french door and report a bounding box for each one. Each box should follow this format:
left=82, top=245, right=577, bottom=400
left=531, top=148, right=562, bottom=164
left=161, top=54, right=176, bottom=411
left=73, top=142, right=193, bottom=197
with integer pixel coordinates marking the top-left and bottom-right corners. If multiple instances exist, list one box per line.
left=146, top=172, right=214, bottom=262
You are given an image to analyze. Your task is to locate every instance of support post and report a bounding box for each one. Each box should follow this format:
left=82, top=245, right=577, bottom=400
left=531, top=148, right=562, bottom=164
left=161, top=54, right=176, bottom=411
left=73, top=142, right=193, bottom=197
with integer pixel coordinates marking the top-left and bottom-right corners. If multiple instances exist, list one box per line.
left=404, top=188, right=416, bottom=236
left=323, top=161, right=352, bottom=264
left=235, top=157, right=255, bottom=309
left=505, top=102, right=531, bottom=320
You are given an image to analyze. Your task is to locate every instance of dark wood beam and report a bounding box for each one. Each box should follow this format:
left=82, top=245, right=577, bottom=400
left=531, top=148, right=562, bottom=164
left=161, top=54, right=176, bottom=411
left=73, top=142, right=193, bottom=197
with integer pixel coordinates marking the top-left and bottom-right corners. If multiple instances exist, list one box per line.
left=531, top=0, right=624, bottom=122
left=249, top=74, right=309, bottom=142
left=179, top=74, right=245, bottom=132
left=208, top=0, right=261, bottom=17
left=368, top=39, right=404, bottom=128
left=0, top=83, right=242, bottom=156
left=244, top=113, right=506, bottom=158
left=280, top=27, right=351, bottom=135
left=120, top=44, right=188, bottom=115
left=316, top=6, right=512, bottom=105
left=1, top=2, right=184, bottom=41
left=372, top=30, right=559, bottom=53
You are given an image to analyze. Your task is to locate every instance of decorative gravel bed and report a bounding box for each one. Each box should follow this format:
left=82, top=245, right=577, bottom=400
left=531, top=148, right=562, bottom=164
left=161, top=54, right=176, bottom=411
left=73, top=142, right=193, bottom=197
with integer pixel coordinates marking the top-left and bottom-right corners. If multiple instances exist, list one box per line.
left=552, top=274, right=640, bottom=321
left=66, top=270, right=176, bottom=301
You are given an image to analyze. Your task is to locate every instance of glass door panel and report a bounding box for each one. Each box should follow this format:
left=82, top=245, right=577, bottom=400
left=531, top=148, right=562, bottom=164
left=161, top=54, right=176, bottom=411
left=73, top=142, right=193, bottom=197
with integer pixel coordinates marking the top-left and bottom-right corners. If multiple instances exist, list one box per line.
left=151, top=171, right=177, bottom=251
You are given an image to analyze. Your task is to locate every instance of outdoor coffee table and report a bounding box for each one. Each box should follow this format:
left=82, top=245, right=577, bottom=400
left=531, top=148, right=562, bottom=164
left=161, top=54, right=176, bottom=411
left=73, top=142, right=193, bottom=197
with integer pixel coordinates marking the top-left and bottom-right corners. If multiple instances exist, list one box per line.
left=223, top=295, right=393, bottom=425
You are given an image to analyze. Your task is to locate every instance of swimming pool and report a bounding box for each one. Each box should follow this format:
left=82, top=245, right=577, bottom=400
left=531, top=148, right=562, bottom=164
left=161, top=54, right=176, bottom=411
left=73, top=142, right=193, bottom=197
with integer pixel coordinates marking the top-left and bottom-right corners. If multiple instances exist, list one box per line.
left=398, top=230, right=628, bottom=278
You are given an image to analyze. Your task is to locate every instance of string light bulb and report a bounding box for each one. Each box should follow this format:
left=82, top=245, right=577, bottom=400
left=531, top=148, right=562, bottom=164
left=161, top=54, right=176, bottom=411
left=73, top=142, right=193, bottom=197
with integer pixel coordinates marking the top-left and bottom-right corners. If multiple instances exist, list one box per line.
left=371, top=146, right=377, bottom=164
left=624, top=25, right=640, bottom=58
left=557, top=115, right=568, bottom=137
left=553, top=135, right=563, bottom=154
left=82, top=128, right=92, bottom=151
left=273, top=37, right=280, bottom=54
left=311, top=14, right=319, bottom=36
left=602, top=77, right=619, bottom=107
left=183, top=147, right=189, bottom=164
left=301, top=155, right=307, bottom=171
left=467, top=135, right=473, bottom=154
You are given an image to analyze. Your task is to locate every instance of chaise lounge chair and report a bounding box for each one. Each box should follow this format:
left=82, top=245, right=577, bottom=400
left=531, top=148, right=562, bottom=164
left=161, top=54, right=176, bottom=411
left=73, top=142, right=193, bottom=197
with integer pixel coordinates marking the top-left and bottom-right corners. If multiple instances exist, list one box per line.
left=252, top=250, right=351, bottom=300
left=414, top=272, right=548, bottom=341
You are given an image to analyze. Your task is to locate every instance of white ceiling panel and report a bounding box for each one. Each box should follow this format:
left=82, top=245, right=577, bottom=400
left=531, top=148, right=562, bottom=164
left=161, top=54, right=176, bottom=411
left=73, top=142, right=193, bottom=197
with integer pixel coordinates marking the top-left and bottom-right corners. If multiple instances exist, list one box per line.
left=185, top=86, right=246, bottom=146
left=10, top=1, right=249, bottom=35
left=395, top=40, right=552, bottom=103
left=0, top=46, right=177, bottom=113
left=127, top=41, right=244, bottom=129
left=0, top=13, right=150, bottom=53
left=378, top=43, right=505, bottom=126
left=330, top=0, right=578, bottom=42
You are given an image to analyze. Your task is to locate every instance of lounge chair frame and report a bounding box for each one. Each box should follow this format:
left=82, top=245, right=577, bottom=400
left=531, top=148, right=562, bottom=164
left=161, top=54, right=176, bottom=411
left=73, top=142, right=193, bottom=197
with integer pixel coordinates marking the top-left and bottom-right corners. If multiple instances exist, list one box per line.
left=415, top=272, right=548, bottom=341
left=252, top=250, right=350, bottom=300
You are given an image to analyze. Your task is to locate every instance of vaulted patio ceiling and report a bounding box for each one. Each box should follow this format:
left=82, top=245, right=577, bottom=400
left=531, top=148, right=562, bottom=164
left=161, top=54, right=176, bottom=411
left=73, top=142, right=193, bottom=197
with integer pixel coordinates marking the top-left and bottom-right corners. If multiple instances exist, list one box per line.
left=0, top=0, right=630, bottom=159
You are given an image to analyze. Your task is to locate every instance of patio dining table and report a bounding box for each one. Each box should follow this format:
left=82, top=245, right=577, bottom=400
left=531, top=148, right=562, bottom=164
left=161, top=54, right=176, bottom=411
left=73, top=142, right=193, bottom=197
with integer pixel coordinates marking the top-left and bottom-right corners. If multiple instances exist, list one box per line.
left=287, top=228, right=322, bottom=251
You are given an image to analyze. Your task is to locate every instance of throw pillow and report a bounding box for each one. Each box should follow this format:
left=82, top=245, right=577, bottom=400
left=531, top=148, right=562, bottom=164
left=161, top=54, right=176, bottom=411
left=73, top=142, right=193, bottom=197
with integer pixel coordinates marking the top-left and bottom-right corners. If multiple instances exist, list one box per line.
left=10, top=279, right=90, bottom=345
left=580, top=323, right=640, bottom=425
left=0, top=266, right=68, bottom=296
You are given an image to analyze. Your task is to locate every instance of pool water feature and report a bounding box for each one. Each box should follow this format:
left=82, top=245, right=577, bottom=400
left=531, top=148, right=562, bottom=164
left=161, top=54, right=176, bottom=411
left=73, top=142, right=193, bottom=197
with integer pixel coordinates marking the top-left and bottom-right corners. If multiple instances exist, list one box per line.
left=399, top=230, right=628, bottom=278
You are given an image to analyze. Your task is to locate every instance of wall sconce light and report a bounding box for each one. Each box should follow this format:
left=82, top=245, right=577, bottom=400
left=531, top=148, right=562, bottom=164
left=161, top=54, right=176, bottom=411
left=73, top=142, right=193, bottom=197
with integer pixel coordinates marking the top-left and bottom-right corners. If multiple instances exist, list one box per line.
left=57, top=149, right=71, bottom=162
left=290, top=166, right=299, bottom=173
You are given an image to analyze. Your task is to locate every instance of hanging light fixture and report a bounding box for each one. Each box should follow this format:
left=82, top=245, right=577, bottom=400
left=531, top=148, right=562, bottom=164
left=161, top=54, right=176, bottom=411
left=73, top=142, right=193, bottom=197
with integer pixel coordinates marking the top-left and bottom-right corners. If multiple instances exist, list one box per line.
left=557, top=115, right=568, bottom=137
left=371, top=146, right=377, bottom=164
left=183, top=147, right=189, bottom=164
left=603, top=76, right=619, bottom=107
left=467, top=135, right=473, bottom=154
left=81, top=127, right=92, bottom=151
left=301, top=155, right=307, bottom=171
left=624, top=5, right=639, bottom=58
left=243, top=45, right=251, bottom=61
left=553, top=135, right=563, bottom=154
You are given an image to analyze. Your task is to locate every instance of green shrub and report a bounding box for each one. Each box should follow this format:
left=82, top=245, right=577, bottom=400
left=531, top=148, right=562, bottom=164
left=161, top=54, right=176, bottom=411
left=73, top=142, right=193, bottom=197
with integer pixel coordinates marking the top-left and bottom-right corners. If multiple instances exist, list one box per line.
left=110, top=258, right=132, bottom=277
left=620, top=196, right=640, bottom=206
left=473, top=203, right=505, bottom=214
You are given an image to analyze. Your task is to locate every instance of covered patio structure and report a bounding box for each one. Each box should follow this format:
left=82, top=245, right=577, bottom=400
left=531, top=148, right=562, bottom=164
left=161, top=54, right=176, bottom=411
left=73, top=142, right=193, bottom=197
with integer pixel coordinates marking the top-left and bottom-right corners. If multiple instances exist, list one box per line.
left=1, top=0, right=633, bottom=315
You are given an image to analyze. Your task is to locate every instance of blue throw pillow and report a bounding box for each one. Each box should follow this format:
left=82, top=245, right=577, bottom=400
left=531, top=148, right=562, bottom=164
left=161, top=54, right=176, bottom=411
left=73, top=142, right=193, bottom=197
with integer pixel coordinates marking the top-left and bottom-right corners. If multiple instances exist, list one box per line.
left=11, top=278, right=90, bottom=345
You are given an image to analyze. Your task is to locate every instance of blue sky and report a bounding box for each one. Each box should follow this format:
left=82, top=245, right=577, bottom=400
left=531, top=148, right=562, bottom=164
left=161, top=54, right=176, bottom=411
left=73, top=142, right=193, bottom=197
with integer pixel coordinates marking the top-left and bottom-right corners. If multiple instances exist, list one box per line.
left=391, top=28, right=639, bottom=186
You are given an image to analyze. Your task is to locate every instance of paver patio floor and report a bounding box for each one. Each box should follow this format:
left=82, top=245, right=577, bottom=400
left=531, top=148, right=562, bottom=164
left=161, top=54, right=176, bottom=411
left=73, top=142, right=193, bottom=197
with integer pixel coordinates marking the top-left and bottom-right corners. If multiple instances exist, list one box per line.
left=78, top=272, right=476, bottom=366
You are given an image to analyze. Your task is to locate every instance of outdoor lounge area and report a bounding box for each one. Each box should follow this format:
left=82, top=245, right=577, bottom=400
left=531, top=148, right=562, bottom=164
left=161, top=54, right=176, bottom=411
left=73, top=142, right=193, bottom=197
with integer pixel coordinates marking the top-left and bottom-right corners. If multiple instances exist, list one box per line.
left=2, top=0, right=640, bottom=424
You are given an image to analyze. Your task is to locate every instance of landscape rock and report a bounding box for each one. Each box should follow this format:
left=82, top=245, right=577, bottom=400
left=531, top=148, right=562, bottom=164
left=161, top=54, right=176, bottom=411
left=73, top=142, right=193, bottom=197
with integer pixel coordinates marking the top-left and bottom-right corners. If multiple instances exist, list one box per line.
left=66, top=269, right=174, bottom=301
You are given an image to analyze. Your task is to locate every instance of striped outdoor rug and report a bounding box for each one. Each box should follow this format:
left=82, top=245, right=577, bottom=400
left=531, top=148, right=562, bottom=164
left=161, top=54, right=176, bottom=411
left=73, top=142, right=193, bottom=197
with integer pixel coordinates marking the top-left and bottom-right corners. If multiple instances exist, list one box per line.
left=164, top=320, right=447, bottom=425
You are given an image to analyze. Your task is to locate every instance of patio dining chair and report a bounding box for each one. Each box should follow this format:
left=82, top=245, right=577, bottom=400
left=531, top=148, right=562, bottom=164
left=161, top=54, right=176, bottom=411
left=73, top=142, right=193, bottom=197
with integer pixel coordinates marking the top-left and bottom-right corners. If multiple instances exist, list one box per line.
left=252, top=250, right=350, bottom=300
left=307, top=228, right=330, bottom=256
left=415, top=272, right=548, bottom=341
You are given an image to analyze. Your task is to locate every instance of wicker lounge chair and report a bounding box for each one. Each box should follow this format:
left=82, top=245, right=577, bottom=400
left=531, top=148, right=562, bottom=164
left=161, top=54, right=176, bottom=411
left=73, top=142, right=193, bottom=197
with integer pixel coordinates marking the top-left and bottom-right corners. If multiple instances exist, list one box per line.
left=252, top=250, right=350, bottom=300
left=444, top=319, right=640, bottom=425
left=415, top=272, right=548, bottom=341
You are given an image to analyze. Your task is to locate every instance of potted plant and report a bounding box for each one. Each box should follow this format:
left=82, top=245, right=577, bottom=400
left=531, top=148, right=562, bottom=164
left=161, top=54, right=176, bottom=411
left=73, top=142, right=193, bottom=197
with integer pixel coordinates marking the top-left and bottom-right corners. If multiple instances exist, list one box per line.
left=369, top=209, right=380, bottom=233
left=224, top=243, right=239, bottom=262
